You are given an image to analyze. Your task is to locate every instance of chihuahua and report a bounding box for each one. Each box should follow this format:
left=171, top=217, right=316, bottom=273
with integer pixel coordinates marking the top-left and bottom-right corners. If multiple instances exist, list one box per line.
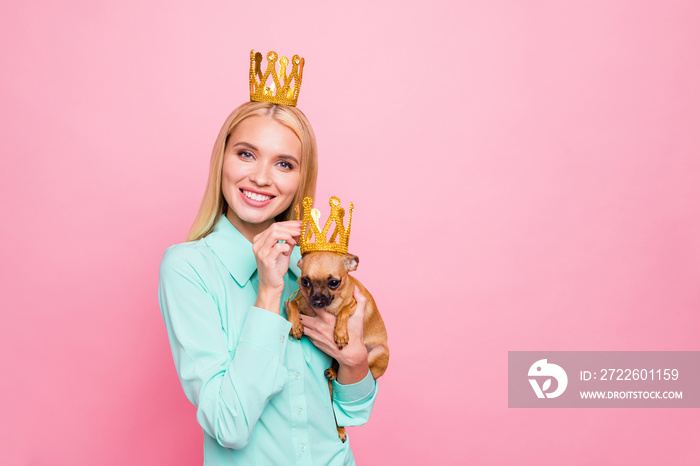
left=286, top=251, right=389, bottom=441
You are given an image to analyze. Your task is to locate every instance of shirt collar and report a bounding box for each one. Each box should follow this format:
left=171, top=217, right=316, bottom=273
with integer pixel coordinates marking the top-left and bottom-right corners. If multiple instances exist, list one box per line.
left=204, top=214, right=301, bottom=286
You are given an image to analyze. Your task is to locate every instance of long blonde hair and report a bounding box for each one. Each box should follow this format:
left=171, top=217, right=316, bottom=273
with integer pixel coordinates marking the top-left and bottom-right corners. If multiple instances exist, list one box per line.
left=187, top=101, right=318, bottom=242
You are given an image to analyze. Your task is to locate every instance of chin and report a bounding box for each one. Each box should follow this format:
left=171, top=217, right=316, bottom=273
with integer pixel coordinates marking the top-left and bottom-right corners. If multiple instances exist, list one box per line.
left=232, top=203, right=283, bottom=225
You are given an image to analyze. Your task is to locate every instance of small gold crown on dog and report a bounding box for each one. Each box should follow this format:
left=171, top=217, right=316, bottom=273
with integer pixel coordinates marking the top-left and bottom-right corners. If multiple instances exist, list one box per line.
left=249, top=49, right=305, bottom=106
left=297, top=196, right=353, bottom=255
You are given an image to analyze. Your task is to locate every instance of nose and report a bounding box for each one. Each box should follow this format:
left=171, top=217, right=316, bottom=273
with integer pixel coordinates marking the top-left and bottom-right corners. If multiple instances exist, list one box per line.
left=250, top=161, right=272, bottom=186
left=310, top=294, right=331, bottom=309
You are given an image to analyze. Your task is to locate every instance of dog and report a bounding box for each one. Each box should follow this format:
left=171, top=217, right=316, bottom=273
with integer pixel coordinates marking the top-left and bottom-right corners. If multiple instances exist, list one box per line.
left=286, top=251, right=389, bottom=441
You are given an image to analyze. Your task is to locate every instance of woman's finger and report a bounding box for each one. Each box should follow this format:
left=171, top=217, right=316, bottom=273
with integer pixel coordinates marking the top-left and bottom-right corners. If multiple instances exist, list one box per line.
left=348, top=287, right=367, bottom=335
left=254, top=221, right=301, bottom=244
left=299, top=314, right=333, bottom=334
left=274, top=242, right=292, bottom=257
left=253, top=226, right=299, bottom=266
left=254, top=230, right=298, bottom=254
left=301, top=322, right=340, bottom=357
left=353, top=286, right=367, bottom=309
left=308, top=307, right=337, bottom=326
left=251, top=222, right=302, bottom=292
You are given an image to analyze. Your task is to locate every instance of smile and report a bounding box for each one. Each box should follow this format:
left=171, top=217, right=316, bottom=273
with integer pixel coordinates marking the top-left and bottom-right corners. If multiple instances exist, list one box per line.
left=241, top=189, right=274, bottom=202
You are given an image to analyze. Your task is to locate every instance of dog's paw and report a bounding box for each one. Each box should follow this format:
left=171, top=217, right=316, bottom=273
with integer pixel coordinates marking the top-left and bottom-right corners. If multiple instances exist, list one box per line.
left=337, top=426, right=347, bottom=443
left=324, top=367, right=338, bottom=380
left=334, top=328, right=349, bottom=349
left=290, top=321, right=304, bottom=340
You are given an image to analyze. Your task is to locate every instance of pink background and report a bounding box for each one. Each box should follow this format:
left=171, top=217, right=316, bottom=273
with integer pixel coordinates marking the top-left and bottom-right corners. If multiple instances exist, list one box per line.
left=1, top=1, right=699, bottom=464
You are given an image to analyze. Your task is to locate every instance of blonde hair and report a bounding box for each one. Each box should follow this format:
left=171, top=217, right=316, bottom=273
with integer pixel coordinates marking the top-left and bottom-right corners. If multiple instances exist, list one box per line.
left=187, top=101, right=318, bottom=242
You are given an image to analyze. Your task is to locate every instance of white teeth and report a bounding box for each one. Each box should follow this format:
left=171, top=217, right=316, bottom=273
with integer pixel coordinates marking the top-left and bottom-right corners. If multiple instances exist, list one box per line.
left=243, top=190, right=272, bottom=202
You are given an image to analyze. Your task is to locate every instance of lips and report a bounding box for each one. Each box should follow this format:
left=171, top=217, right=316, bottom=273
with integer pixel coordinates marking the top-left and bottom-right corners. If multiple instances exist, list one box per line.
left=241, top=189, right=273, bottom=201
left=239, top=188, right=275, bottom=207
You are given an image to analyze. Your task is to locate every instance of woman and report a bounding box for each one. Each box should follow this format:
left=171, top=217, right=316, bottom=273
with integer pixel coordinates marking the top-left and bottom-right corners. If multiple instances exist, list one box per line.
left=158, top=99, right=377, bottom=465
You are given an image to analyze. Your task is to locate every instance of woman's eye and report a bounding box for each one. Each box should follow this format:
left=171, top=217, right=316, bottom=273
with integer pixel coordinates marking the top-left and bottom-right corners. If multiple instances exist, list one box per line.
left=328, top=280, right=340, bottom=289
left=238, top=150, right=254, bottom=159
left=277, top=160, right=294, bottom=170
left=301, top=278, right=311, bottom=288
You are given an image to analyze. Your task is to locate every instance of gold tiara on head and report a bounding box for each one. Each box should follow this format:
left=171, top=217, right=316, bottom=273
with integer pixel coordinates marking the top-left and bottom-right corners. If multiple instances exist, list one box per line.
left=249, top=50, right=305, bottom=106
left=297, top=196, right=353, bottom=256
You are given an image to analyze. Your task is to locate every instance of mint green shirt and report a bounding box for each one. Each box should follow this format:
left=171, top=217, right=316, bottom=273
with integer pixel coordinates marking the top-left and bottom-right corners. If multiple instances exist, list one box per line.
left=158, top=215, right=377, bottom=465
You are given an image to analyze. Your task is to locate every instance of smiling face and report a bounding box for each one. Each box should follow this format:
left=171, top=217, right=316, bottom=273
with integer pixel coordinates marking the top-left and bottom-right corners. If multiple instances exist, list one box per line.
left=222, top=116, right=302, bottom=240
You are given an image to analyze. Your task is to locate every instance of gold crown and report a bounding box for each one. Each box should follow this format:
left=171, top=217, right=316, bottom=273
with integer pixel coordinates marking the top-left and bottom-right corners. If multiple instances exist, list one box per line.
left=249, top=49, right=305, bottom=106
left=297, top=196, right=353, bottom=255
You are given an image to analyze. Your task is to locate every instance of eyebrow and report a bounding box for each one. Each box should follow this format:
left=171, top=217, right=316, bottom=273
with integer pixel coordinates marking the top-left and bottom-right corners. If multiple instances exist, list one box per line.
left=232, top=141, right=300, bottom=165
left=277, top=154, right=300, bottom=165
left=232, top=141, right=258, bottom=151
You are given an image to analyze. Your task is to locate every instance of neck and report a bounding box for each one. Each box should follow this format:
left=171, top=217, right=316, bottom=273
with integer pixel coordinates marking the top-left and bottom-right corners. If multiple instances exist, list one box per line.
left=226, top=211, right=274, bottom=243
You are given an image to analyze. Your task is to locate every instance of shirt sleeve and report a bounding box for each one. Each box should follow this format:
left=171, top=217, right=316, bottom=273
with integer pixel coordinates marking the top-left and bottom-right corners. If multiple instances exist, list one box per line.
left=158, top=246, right=292, bottom=450
left=331, top=368, right=378, bottom=426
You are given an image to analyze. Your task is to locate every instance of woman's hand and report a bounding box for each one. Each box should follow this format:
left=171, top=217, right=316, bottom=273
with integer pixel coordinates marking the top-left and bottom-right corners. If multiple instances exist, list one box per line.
left=252, top=220, right=301, bottom=314
left=300, top=287, right=370, bottom=384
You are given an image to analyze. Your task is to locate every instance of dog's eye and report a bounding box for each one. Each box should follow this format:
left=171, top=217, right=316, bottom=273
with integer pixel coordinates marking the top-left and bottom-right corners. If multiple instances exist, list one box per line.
left=328, top=279, right=341, bottom=289
left=300, top=278, right=311, bottom=288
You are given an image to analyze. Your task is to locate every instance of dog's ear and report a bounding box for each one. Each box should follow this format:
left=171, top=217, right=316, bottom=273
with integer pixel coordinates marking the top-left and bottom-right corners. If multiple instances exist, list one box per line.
left=342, top=254, right=359, bottom=272
left=297, top=256, right=304, bottom=269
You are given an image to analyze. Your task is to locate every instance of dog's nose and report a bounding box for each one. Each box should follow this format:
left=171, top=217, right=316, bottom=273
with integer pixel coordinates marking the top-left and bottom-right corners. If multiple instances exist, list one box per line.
left=310, top=294, right=330, bottom=309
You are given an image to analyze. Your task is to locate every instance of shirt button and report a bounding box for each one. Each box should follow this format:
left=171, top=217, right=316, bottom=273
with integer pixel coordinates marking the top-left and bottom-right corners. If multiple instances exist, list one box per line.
left=299, top=443, right=306, bottom=451
left=293, top=371, right=301, bottom=380
left=280, top=335, right=285, bottom=343
left=289, top=334, right=295, bottom=341
left=296, top=408, right=304, bottom=415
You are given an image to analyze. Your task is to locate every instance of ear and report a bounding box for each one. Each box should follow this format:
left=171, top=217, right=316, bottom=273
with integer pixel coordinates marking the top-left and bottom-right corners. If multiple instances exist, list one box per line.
left=342, top=254, right=359, bottom=272
left=297, top=256, right=304, bottom=268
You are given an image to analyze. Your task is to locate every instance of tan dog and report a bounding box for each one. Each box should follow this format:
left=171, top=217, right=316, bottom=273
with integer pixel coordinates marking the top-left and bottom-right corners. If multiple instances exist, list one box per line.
left=286, top=251, right=389, bottom=441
